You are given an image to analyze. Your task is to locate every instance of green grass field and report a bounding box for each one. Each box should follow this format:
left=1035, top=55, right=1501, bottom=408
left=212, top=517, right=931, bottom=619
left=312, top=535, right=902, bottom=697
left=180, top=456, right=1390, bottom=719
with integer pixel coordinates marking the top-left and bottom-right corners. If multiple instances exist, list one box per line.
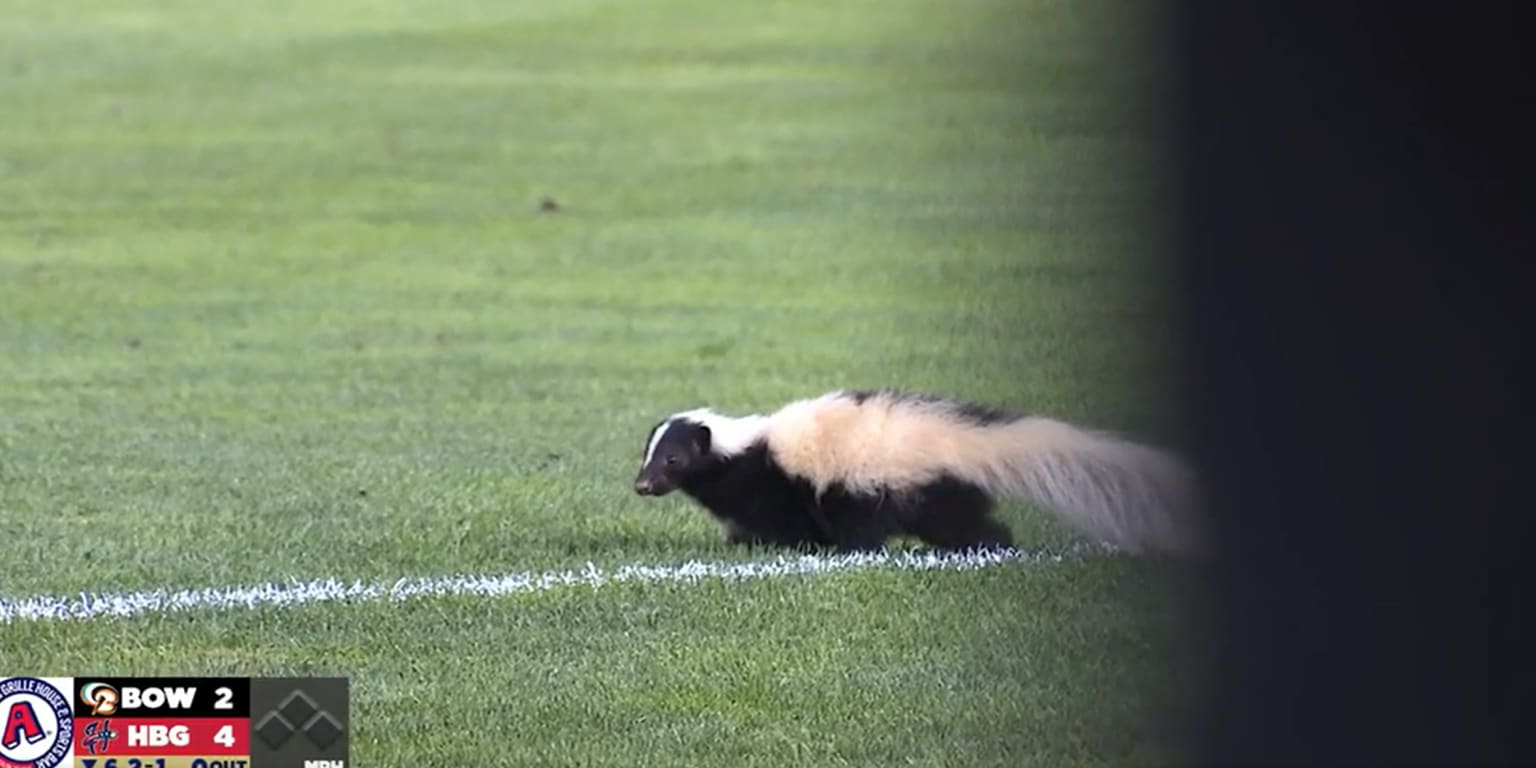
left=0, top=0, right=1192, bottom=765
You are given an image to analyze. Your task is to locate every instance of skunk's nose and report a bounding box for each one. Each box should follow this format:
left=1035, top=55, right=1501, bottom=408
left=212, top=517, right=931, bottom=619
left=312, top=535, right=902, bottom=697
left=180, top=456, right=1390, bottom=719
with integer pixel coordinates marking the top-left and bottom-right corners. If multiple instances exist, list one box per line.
left=634, top=478, right=654, bottom=495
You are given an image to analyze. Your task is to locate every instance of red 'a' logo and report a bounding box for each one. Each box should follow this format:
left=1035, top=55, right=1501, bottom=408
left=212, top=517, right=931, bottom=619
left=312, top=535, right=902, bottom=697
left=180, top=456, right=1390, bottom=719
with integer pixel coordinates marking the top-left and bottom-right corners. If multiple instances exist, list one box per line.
left=2, top=700, right=46, bottom=751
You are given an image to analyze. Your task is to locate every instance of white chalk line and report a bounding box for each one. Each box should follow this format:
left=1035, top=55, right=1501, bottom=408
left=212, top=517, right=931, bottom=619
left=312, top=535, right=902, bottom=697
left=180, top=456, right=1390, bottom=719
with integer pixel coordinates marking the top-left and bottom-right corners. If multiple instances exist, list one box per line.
left=0, top=543, right=1108, bottom=625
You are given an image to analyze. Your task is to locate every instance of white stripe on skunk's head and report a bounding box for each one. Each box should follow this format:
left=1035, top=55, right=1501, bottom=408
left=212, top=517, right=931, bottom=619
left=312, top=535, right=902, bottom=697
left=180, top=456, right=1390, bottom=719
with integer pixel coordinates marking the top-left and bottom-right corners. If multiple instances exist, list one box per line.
left=633, top=408, right=767, bottom=496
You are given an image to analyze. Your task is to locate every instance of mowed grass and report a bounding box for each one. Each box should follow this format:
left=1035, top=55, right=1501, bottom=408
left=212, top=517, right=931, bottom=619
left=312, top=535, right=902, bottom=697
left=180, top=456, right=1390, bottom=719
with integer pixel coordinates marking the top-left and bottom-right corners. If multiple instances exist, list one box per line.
left=0, top=0, right=1191, bottom=765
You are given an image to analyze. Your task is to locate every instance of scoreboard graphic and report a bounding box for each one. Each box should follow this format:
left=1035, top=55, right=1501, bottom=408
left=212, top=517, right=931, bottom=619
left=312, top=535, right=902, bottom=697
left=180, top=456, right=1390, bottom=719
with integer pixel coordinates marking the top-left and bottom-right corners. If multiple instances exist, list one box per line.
left=0, top=677, right=348, bottom=768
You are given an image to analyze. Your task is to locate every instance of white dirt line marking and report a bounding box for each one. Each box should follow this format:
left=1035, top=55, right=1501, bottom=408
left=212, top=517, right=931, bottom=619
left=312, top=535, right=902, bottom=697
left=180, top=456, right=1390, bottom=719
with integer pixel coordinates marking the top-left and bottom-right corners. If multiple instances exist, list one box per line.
left=0, top=543, right=1107, bottom=625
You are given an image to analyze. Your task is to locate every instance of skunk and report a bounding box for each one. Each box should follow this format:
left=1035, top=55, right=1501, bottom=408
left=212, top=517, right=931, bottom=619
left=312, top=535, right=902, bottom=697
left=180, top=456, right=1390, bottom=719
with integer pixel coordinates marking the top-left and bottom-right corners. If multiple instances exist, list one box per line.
left=632, top=389, right=1202, bottom=555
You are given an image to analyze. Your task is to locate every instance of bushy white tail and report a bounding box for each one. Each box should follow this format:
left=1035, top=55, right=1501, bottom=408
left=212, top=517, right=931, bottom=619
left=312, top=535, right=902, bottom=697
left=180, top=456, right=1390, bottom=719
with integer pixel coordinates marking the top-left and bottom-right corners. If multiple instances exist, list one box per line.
left=759, top=390, right=1204, bottom=555
left=963, top=417, right=1204, bottom=556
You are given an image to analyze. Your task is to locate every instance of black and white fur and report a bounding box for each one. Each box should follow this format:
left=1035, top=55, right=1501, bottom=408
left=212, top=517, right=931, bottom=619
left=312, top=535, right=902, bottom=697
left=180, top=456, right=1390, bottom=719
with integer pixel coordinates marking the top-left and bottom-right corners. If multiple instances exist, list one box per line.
left=632, top=389, right=1202, bottom=556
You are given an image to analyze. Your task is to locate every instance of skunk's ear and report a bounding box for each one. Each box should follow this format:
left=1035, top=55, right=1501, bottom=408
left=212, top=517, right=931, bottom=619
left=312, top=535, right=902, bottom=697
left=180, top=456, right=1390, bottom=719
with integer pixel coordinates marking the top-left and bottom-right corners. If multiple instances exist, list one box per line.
left=693, top=424, right=712, bottom=454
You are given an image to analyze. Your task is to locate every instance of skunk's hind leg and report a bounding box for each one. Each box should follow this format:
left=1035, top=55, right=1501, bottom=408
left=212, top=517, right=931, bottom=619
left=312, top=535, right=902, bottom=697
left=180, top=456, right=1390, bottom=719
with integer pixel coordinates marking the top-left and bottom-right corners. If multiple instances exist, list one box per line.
left=720, top=517, right=831, bottom=551
left=719, top=519, right=757, bottom=546
left=817, top=490, right=898, bottom=553
left=828, top=515, right=893, bottom=553
left=910, top=514, right=1015, bottom=552
left=903, top=480, right=1015, bottom=552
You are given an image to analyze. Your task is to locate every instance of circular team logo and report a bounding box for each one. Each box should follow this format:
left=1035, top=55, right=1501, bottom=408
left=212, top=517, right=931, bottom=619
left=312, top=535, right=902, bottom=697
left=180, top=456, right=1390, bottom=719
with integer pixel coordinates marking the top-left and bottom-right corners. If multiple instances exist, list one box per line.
left=0, top=677, right=73, bottom=768
left=78, top=684, right=118, bottom=717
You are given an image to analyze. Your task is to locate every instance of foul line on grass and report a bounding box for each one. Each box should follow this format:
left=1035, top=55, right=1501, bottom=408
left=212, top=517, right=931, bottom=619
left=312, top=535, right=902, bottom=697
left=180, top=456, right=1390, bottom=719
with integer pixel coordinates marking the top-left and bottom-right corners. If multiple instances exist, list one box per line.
left=0, top=544, right=1107, bottom=625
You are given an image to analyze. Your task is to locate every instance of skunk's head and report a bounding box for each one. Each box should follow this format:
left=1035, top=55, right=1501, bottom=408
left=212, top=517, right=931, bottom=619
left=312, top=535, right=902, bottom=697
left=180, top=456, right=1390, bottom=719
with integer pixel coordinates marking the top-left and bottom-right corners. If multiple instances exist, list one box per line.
left=633, top=416, right=714, bottom=496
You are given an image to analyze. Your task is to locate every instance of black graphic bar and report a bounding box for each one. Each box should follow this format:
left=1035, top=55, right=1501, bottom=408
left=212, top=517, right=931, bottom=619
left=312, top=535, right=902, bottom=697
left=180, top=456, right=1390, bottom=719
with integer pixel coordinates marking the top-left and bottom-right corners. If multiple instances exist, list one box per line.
left=72, top=677, right=252, bottom=718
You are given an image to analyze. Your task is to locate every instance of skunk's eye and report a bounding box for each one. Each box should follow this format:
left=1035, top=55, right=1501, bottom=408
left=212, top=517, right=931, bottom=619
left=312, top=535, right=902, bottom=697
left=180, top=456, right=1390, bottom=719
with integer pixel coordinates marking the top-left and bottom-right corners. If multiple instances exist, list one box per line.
left=664, top=455, right=680, bottom=467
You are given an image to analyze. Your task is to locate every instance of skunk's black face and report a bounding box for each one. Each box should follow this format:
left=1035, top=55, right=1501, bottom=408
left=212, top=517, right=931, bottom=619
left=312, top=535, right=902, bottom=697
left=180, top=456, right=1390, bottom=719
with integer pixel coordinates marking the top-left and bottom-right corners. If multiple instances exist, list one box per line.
left=634, top=419, right=713, bottom=496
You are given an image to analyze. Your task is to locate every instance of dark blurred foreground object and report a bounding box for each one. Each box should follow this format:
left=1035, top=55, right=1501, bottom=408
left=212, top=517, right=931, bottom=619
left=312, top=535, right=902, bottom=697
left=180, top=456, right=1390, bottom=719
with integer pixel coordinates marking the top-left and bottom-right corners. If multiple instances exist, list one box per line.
left=1172, top=2, right=1532, bottom=765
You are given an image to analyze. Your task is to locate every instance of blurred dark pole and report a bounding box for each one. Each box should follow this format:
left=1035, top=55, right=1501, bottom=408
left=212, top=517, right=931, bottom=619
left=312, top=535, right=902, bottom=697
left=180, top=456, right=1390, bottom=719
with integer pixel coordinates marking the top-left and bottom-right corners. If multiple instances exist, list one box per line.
left=1172, top=2, right=1532, bottom=766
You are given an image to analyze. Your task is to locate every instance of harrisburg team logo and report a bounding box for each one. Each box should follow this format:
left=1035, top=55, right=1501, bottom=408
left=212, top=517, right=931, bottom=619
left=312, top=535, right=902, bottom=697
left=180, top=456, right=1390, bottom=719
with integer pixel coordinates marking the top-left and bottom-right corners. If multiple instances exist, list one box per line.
left=0, top=677, right=73, bottom=768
